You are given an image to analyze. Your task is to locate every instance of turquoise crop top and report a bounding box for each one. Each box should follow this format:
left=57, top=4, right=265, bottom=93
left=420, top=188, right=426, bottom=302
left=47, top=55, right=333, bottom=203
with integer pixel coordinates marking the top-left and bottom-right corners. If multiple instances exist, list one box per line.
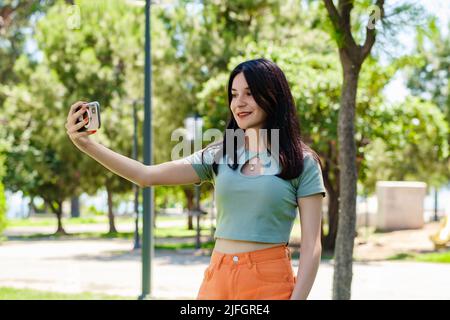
left=185, top=145, right=326, bottom=244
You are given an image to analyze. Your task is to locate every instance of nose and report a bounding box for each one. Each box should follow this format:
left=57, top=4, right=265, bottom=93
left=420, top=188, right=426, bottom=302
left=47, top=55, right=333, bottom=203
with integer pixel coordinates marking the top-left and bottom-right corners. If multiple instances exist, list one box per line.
left=234, top=95, right=247, bottom=107
left=235, top=100, right=248, bottom=112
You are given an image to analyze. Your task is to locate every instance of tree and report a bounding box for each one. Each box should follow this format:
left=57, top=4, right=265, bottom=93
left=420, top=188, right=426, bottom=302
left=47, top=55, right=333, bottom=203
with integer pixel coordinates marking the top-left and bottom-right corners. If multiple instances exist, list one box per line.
left=321, top=0, right=386, bottom=300
left=2, top=57, right=79, bottom=233
left=0, top=1, right=57, bottom=107
left=32, top=0, right=147, bottom=233
left=154, top=0, right=282, bottom=229
left=406, top=18, right=450, bottom=182
left=407, top=19, right=450, bottom=127
left=0, top=141, right=7, bottom=237
left=1, top=0, right=147, bottom=233
left=362, top=97, right=449, bottom=193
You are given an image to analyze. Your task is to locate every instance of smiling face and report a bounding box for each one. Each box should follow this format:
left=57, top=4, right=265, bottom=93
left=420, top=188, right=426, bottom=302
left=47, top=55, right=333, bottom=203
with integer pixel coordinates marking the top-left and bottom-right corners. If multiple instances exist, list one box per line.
left=230, top=72, right=268, bottom=130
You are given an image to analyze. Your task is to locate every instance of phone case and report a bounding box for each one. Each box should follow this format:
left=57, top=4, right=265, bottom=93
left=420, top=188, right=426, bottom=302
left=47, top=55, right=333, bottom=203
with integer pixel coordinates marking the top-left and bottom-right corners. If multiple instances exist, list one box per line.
left=76, top=101, right=101, bottom=132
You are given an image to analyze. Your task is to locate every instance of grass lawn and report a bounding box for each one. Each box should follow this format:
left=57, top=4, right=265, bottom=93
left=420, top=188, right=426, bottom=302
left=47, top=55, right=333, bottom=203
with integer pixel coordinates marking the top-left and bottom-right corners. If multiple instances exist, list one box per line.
left=6, top=224, right=212, bottom=239
left=5, top=224, right=216, bottom=251
left=0, top=286, right=134, bottom=300
left=387, top=249, right=450, bottom=263
left=6, top=214, right=185, bottom=228
left=6, top=216, right=131, bottom=227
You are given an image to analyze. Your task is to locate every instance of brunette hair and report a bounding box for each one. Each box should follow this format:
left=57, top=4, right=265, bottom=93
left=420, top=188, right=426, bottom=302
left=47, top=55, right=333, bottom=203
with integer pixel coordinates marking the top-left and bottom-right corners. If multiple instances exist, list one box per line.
left=203, top=58, right=322, bottom=180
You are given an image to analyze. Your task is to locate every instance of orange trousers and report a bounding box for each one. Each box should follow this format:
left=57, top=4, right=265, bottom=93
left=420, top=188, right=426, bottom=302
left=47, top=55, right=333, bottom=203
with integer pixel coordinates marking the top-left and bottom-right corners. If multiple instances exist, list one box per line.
left=196, top=244, right=297, bottom=300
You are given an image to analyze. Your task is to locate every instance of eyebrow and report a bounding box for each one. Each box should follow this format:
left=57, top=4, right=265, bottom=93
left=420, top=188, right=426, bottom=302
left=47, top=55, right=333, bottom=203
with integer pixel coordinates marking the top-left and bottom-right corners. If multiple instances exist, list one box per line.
left=231, top=87, right=249, bottom=91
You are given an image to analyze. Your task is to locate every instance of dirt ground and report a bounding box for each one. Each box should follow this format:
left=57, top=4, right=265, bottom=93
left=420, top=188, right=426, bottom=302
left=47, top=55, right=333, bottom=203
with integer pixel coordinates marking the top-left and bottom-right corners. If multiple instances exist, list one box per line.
left=287, top=221, right=447, bottom=262
left=352, top=221, right=445, bottom=261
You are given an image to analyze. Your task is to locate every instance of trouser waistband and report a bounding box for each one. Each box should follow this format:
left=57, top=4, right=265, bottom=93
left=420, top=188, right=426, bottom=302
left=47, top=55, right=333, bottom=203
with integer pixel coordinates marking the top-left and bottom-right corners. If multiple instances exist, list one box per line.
left=210, top=244, right=291, bottom=270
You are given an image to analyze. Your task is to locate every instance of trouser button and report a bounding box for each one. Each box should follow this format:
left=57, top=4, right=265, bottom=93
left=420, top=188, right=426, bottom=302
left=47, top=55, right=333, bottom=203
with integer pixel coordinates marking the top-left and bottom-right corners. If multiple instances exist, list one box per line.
left=233, top=256, right=239, bottom=263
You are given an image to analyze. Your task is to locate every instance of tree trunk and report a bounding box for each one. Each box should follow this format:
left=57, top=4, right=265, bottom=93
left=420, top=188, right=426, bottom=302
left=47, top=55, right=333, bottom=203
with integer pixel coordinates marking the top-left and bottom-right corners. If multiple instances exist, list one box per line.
left=70, top=196, right=80, bottom=218
left=321, top=141, right=340, bottom=253
left=55, top=204, right=66, bottom=234
left=106, top=187, right=118, bottom=234
left=332, top=63, right=360, bottom=300
left=28, top=197, right=35, bottom=217
left=46, top=199, right=66, bottom=235
left=322, top=0, right=384, bottom=301
left=184, top=188, right=195, bottom=230
left=324, top=189, right=339, bottom=252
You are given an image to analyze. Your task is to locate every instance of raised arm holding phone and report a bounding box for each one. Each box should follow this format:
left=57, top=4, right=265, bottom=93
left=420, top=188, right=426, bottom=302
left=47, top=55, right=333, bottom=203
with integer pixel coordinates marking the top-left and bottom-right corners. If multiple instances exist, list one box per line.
left=65, top=101, right=201, bottom=188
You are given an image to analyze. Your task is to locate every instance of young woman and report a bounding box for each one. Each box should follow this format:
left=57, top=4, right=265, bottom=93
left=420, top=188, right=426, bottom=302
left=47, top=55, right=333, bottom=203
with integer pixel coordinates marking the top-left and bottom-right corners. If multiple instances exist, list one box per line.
left=65, top=58, right=326, bottom=300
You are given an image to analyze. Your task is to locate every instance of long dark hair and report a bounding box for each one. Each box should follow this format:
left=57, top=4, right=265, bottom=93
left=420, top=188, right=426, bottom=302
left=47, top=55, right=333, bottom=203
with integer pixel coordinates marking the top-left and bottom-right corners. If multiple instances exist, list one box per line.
left=203, top=58, right=322, bottom=180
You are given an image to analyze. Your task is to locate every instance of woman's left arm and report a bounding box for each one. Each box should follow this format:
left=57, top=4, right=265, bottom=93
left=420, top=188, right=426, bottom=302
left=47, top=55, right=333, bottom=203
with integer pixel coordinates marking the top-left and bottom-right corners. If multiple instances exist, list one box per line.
left=290, top=193, right=323, bottom=300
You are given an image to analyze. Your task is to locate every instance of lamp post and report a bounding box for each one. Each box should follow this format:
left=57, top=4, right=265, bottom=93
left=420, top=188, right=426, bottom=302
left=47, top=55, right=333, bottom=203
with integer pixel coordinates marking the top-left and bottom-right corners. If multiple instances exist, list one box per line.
left=125, top=0, right=157, bottom=300
left=131, top=99, right=143, bottom=250
left=140, top=0, right=153, bottom=300
left=184, top=114, right=204, bottom=249
left=434, top=187, right=439, bottom=222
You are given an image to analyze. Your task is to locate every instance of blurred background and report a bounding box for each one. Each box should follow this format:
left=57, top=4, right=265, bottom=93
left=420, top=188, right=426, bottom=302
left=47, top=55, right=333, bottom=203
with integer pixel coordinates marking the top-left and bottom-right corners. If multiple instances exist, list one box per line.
left=0, top=0, right=449, bottom=300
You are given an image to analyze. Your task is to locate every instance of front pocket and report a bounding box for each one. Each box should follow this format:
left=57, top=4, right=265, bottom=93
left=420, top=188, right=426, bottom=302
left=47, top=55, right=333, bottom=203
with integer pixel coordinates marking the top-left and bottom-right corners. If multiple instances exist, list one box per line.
left=252, top=257, right=293, bottom=284
left=203, top=263, right=216, bottom=281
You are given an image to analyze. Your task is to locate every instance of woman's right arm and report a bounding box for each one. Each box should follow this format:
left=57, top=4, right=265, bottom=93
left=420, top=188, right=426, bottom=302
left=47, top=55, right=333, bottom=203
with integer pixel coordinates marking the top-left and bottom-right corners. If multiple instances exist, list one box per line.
left=81, top=141, right=201, bottom=187
left=66, top=101, right=201, bottom=188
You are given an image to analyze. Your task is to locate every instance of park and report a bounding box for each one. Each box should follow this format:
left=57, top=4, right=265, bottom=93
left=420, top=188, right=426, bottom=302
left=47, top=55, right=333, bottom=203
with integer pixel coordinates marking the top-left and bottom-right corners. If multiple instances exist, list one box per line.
left=0, top=0, right=449, bottom=301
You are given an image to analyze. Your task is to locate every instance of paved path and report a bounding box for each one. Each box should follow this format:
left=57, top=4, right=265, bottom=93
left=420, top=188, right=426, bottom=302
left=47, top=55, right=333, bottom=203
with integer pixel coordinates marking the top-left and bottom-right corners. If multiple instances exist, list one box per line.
left=1, top=239, right=449, bottom=300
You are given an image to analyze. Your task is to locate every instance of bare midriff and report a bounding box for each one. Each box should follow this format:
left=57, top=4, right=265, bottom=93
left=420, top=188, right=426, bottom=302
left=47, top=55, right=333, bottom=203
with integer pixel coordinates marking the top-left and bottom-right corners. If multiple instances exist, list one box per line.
left=214, top=237, right=286, bottom=254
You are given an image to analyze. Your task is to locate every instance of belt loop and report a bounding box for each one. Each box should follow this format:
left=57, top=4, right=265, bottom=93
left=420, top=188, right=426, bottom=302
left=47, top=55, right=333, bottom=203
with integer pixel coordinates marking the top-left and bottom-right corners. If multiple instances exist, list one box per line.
left=245, top=252, right=253, bottom=269
left=285, top=245, right=291, bottom=260
left=216, top=253, right=225, bottom=271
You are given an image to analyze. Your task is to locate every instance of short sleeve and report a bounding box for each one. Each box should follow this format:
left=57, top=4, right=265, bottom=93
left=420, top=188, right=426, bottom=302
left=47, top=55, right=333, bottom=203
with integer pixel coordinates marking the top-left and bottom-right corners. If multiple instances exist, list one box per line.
left=296, top=154, right=326, bottom=198
left=184, top=147, right=218, bottom=186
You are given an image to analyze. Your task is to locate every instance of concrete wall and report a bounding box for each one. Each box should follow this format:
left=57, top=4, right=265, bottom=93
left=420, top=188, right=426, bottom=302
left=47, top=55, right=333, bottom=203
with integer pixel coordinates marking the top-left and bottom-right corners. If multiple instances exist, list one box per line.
left=376, top=181, right=427, bottom=231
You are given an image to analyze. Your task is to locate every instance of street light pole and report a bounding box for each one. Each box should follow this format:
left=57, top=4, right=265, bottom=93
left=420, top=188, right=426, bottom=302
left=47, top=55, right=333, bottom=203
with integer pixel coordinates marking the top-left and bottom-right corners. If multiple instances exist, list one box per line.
left=184, top=114, right=204, bottom=250
left=139, top=0, right=154, bottom=300
left=194, top=114, right=203, bottom=249
left=434, top=187, right=439, bottom=222
left=194, top=114, right=202, bottom=249
left=132, top=100, right=141, bottom=250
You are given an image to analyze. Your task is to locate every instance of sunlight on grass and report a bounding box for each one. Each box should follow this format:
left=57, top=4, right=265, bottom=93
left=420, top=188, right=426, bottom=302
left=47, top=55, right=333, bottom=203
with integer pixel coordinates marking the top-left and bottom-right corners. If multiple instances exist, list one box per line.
left=6, top=214, right=184, bottom=228
left=387, top=250, right=450, bottom=263
left=6, top=224, right=213, bottom=242
left=0, top=286, right=134, bottom=300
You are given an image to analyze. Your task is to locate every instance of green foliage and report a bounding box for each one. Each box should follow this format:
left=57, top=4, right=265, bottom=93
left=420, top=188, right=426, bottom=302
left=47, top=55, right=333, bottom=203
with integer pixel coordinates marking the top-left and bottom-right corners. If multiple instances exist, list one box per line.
left=407, top=18, right=450, bottom=173
left=198, top=32, right=449, bottom=197
left=362, top=97, right=449, bottom=193
left=0, top=0, right=148, bottom=229
left=84, top=205, right=106, bottom=217
left=1, top=0, right=448, bottom=225
left=0, top=1, right=56, bottom=108
left=388, top=250, right=450, bottom=264
left=155, top=186, right=186, bottom=211
left=33, top=0, right=145, bottom=198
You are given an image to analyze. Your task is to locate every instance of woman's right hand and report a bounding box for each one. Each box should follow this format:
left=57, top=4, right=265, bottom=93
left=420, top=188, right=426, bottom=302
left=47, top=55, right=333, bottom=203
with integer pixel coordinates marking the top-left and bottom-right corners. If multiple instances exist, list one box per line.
left=65, top=101, right=97, bottom=151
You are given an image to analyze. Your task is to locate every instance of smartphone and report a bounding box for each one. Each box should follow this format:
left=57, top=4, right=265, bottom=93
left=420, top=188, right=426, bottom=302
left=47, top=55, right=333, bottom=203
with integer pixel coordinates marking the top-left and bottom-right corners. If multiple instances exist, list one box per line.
left=75, top=101, right=101, bottom=132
